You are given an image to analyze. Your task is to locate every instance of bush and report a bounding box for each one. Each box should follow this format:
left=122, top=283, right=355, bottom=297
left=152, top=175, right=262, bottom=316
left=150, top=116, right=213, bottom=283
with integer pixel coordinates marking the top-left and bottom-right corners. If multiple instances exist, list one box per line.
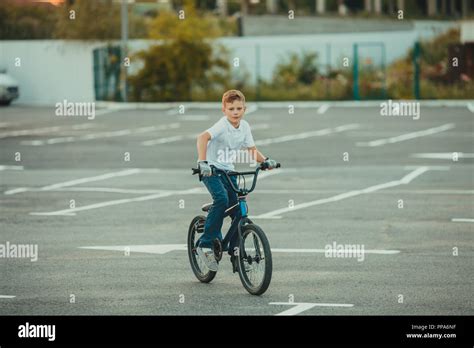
left=388, top=28, right=474, bottom=99
left=273, top=51, right=319, bottom=87
left=255, top=76, right=351, bottom=101
left=419, top=80, right=474, bottom=99
left=262, top=50, right=353, bottom=100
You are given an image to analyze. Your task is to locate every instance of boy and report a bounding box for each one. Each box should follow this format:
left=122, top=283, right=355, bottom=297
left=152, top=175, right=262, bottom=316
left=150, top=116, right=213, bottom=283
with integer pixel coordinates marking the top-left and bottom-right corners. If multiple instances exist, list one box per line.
left=196, top=90, right=278, bottom=271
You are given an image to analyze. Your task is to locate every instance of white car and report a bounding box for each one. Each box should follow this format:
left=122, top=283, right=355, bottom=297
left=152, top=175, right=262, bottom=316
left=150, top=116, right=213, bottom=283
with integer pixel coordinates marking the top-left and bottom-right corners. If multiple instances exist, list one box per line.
left=0, top=71, right=19, bottom=106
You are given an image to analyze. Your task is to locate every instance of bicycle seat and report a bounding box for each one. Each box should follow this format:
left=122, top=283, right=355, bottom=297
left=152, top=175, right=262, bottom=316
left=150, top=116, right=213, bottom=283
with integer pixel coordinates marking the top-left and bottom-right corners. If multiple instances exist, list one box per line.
left=201, top=203, right=212, bottom=212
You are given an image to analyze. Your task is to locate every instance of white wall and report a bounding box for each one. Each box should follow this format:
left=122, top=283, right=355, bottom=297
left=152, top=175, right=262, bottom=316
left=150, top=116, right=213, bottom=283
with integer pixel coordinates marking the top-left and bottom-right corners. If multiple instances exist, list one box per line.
left=219, top=31, right=417, bottom=85
left=0, top=40, right=107, bottom=105
left=460, top=20, right=474, bottom=43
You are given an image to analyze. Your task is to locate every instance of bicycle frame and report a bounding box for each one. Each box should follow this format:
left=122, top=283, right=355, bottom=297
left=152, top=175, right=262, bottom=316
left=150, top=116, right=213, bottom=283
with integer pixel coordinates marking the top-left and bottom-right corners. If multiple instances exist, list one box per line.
left=192, top=162, right=280, bottom=252
left=218, top=172, right=254, bottom=253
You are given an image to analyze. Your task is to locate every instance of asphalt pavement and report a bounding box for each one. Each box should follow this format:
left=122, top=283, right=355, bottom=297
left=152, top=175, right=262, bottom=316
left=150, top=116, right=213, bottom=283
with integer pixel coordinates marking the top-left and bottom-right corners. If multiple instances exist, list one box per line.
left=0, top=102, right=472, bottom=315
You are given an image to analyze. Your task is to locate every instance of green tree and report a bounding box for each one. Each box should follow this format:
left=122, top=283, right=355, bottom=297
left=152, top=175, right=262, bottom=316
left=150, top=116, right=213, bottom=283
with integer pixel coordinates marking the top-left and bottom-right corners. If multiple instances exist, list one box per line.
left=54, top=0, right=148, bottom=40
left=0, top=0, right=58, bottom=40
left=54, top=0, right=120, bottom=40
left=128, top=3, right=231, bottom=101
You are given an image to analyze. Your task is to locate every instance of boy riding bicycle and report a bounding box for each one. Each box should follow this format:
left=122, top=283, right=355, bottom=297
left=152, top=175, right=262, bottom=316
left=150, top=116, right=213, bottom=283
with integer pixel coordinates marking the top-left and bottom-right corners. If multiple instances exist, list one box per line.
left=196, top=90, right=278, bottom=271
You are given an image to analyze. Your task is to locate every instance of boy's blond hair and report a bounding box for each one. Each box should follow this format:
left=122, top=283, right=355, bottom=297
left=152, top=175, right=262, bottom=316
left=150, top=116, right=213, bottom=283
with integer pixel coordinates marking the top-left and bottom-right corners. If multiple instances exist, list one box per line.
left=222, top=90, right=246, bottom=107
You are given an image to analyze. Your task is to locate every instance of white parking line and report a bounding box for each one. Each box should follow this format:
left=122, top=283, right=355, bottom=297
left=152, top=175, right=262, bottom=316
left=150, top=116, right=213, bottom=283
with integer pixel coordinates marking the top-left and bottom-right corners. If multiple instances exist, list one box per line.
left=80, top=244, right=187, bottom=254
left=43, top=169, right=143, bottom=191
left=411, top=153, right=474, bottom=159
left=27, top=166, right=282, bottom=215
left=0, top=165, right=23, bottom=171
left=140, top=124, right=269, bottom=146
left=451, top=218, right=474, bottom=223
left=249, top=215, right=283, bottom=219
left=30, top=187, right=202, bottom=216
left=165, top=104, right=258, bottom=115
left=16, top=169, right=281, bottom=195
left=255, top=124, right=360, bottom=146
left=3, top=187, right=29, bottom=195
left=348, top=131, right=473, bottom=138
left=54, top=187, right=172, bottom=194
left=142, top=135, right=185, bottom=146
left=5, top=166, right=280, bottom=196
left=246, top=104, right=258, bottom=114
left=254, top=189, right=472, bottom=195
left=0, top=126, right=62, bottom=139
left=270, top=302, right=353, bottom=316
left=177, top=115, right=210, bottom=121
left=254, top=169, right=282, bottom=181
left=317, top=104, right=330, bottom=114
left=250, top=123, right=270, bottom=130
left=0, top=124, right=94, bottom=139
left=78, top=244, right=399, bottom=255
left=356, top=123, right=455, bottom=147
left=0, top=295, right=16, bottom=299
left=94, top=108, right=118, bottom=117
left=403, top=165, right=450, bottom=171
left=20, top=123, right=180, bottom=146
left=272, top=248, right=399, bottom=254
left=47, top=136, right=76, bottom=144
left=4, top=169, right=143, bottom=195
left=253, top=167, right=431, bottom=219
left=71, top=124, right=96, bottom=130
left=8, top=187, right=473, bottom=196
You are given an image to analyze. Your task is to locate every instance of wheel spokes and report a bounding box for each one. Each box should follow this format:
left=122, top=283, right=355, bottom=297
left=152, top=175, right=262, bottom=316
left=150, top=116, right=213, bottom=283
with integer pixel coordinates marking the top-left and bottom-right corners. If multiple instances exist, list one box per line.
left=242, top=231, right=265, bottom=287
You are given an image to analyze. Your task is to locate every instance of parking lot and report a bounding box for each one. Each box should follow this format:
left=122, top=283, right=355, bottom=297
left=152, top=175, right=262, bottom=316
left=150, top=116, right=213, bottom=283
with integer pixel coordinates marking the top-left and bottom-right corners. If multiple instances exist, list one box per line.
left=0, top=102, right=473, bottom=315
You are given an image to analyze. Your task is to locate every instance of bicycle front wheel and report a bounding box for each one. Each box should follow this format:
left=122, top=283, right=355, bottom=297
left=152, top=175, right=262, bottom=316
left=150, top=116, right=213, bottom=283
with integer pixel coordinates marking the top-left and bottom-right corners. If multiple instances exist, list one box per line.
left=237, top=224, right=272, bottom=295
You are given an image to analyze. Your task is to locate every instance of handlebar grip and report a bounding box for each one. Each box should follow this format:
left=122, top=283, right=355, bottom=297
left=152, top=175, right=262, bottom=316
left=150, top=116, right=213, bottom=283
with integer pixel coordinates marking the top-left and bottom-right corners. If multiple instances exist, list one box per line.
left=260, top=162, right=282, bottom=170
left=192, top=168, right=200, bottom=175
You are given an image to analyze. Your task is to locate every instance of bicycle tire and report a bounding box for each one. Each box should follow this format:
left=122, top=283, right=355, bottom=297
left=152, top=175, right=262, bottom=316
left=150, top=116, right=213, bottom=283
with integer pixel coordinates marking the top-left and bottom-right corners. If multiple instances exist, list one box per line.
left=237, top=224, right=272, bottom=295
left=187, top=215, right=217, bottom=283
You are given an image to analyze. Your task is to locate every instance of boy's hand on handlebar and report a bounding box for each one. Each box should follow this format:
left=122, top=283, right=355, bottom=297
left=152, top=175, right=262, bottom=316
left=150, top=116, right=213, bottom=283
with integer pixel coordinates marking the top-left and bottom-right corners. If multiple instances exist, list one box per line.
left=197, top=160, right=212, bottom=177
left=263, top=158, right=278, bottom=170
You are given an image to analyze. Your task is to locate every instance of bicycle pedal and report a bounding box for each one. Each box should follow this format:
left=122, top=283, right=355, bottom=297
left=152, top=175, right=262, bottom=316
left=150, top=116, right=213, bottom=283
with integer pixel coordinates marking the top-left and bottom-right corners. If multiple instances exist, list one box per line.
left=213, top=239, right=223, bottom=262
left=230, top=256, right=238, bottom=273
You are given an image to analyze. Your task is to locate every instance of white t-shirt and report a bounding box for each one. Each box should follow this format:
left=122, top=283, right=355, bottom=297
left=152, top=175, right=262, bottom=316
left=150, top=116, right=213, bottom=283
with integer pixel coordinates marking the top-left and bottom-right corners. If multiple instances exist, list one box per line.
left=206, top=116, right=255, bottom=171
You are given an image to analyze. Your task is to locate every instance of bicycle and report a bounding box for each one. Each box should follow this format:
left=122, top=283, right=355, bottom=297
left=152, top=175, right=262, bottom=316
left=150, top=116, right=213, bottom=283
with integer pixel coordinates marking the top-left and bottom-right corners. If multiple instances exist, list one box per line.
left=188, top=162, right=281, bottom=295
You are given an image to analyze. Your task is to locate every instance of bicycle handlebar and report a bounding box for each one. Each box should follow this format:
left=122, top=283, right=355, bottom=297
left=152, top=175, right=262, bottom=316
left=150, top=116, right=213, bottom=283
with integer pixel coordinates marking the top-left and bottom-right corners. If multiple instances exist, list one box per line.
left=192, top=162, right=281, bottom=195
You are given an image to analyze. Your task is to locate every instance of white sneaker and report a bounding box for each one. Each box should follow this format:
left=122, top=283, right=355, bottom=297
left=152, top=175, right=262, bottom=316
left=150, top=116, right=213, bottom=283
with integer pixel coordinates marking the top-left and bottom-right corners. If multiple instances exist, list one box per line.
left=196, top=247, right=219, bottom=272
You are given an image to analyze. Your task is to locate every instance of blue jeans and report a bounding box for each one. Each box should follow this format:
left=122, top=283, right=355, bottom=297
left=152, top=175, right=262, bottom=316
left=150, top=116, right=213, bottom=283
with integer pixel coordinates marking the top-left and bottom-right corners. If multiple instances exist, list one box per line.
left=198, top=173, right=241, bottom=253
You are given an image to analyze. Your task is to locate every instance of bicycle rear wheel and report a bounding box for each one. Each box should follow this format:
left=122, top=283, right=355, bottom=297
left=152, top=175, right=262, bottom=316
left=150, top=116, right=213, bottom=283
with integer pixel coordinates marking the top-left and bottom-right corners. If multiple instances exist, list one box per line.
left=237, top=224, right=272, bottom=295
left=187, top=215, right=217, bottom=283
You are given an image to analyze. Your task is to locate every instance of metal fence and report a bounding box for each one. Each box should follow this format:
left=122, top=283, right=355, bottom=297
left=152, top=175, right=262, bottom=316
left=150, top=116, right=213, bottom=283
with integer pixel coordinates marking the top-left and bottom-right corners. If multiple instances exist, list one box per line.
left=93, top=37, right=473, bottom=102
